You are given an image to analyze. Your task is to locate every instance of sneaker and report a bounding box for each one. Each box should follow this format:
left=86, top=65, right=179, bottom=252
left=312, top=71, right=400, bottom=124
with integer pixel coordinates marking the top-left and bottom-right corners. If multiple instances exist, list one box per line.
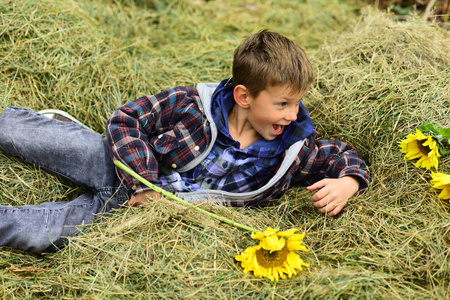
left=38, top=109, right=91, bottom=130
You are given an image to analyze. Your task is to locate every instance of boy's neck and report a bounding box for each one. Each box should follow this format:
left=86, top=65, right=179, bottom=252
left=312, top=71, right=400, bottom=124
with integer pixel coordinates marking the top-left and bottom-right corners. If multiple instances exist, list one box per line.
left=227, top=104, right=261, bottom=149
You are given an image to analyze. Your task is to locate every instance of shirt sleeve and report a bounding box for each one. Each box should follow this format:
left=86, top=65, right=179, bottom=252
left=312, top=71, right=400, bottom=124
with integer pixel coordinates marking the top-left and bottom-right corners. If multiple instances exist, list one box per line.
left=105, top=96, right=162, bottom=194
left=106, top=88, right=191, bottom=194
left=292, top=135, right=371, bottom=190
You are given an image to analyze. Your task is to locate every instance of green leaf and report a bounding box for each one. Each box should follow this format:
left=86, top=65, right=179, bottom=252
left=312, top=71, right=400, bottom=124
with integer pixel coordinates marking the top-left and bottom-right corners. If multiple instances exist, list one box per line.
left=419, top=122, right=440, bottom=135
left=439, top=127, right=450, bottom=139
left=437, top=140, right=450, bottom=156
left=438, top=147, right=450, bottom=156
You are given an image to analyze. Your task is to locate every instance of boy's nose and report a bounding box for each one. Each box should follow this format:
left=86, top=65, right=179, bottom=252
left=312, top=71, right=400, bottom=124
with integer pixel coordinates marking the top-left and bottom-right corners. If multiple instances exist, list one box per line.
left=284, top=109, right=298, bottom=121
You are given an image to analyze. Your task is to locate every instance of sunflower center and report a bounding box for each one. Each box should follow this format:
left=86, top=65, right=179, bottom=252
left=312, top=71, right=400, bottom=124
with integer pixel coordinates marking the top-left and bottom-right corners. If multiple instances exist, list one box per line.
left=417, top=139, right=431, bottom=155
left=255, top=245, right=289, bottom=268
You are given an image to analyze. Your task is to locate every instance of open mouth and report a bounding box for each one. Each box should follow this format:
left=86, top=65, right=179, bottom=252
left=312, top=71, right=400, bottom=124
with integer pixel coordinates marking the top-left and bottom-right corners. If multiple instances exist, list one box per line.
left=272, top=124, right=284, bottom=135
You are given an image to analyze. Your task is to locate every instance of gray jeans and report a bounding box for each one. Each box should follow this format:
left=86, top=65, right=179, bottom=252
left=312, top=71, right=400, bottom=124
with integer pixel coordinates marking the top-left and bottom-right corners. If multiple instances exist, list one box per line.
left=0, top=107, right=129, bottom=252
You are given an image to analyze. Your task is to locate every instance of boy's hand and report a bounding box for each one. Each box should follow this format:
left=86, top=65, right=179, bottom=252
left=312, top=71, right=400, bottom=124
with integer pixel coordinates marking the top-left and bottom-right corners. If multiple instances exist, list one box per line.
left=129, top=190, right=161, bottom=206
left=306, top=176, right=360, bottom=216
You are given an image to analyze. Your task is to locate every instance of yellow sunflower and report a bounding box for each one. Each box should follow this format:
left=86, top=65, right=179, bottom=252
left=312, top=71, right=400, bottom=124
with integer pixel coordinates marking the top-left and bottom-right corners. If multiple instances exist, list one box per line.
left=235, top=227, right=309, bottom=282
left=430, top=172, right=450, bottom=200
left=399, top=129, right=441, bottom=170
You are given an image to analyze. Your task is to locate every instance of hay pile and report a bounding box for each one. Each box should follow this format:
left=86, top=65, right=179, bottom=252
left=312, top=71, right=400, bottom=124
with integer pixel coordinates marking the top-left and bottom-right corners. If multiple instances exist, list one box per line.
left=1, top=0, right=450, bottom=298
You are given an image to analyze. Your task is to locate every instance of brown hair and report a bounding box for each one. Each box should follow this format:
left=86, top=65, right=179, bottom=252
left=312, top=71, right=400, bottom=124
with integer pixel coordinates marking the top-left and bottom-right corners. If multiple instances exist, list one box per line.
left=232, top=30, right=314, bottom=97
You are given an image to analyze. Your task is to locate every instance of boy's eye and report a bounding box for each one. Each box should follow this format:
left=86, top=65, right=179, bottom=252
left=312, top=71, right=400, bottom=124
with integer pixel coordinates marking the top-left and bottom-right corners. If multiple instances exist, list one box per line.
left=278, top=102, right=287, bottom=107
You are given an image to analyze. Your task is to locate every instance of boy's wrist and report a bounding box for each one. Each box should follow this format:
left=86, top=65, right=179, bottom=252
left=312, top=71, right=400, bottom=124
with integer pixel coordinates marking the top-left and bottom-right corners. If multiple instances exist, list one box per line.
left=341, top=175, right=361, bottom=193
left=340, top=170, right=370, bottom=191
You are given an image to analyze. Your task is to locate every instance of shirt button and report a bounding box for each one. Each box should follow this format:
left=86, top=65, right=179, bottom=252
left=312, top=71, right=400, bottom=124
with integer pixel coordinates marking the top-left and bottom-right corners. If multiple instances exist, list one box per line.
left=172, top=164, right=177, bottom=169
left=132, top=185, right=137, bottom=190
left=194, top=145, right=200, bottom=151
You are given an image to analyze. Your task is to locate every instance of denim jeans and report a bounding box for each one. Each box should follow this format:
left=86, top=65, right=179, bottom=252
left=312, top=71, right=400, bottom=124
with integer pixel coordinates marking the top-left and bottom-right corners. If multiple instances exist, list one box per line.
left=0, top=107, right=130, bottom=252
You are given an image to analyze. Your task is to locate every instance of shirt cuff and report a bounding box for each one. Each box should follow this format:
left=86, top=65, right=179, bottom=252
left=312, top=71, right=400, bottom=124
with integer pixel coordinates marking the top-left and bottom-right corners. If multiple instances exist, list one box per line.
left=123, top=171, right=162, bottom=195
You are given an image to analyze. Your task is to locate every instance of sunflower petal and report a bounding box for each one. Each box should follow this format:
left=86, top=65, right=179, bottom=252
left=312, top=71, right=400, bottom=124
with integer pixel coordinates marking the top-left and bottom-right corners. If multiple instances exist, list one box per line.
left=286, top=233, right=308, bottom=251
left=430, top=172, right=450, bottom=200
left=276, top=228, right=300, bottom=237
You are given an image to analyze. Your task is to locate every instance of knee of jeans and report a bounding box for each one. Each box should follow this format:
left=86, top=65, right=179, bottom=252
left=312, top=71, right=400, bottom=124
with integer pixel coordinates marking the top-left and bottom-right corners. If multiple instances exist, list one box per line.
left=0, top=106, right=20, bottom=126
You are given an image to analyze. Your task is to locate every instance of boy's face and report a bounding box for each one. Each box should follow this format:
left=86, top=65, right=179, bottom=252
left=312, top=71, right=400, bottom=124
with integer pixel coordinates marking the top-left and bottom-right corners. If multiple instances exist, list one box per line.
left=246, top=84, right=306, bottom=141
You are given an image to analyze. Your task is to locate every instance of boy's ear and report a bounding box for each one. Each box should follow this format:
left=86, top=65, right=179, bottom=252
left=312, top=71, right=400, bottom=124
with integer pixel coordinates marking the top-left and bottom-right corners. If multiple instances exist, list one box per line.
left=233, top=85, right=250, bottom=109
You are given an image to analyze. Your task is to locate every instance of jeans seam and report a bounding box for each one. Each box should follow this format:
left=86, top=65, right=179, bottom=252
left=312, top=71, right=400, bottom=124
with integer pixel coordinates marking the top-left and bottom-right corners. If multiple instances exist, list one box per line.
left=44, top=209, right=49, bottom=230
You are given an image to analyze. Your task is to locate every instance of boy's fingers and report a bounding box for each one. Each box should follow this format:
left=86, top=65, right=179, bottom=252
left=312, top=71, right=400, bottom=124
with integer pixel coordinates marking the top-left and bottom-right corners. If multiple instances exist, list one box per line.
left=129, top=191, right=161, bottom=206
left=329, top=203, right=345, bottom=216
left=129, top=196, right=147, bottom=206
left=313, top=195, right=330, bottom=209
left=329, top=205, right=343, bottom=216
left=306, top=179, right=328, bottom=191
left=317, top=200, right=343, bottom=216
left=311, top=185, right=330, bottom=202
left=129, top=199, right=143, bottom=206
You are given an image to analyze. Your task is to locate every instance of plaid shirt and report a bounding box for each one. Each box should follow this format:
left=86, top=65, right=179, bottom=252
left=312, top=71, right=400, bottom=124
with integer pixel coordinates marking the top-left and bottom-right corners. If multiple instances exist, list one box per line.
left=106, top=83, right=370, bottom=206
left=159, top=139, right=281, bottom=193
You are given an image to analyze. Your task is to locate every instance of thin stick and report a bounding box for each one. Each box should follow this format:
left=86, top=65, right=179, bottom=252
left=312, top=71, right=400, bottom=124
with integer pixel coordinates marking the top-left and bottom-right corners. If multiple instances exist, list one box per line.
left=423, top=0, right=437, bottom=20
left=114, top=160, right=259, bottom=233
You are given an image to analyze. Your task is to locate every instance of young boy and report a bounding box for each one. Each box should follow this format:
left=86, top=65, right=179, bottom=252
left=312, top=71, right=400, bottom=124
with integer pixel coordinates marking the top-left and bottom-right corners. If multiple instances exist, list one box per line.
left=0, top=30, right=370, bottom=253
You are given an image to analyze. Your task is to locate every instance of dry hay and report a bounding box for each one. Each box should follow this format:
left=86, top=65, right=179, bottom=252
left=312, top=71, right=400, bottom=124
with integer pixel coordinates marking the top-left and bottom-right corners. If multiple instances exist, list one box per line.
left=1, top=1, right=450, bottom=299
